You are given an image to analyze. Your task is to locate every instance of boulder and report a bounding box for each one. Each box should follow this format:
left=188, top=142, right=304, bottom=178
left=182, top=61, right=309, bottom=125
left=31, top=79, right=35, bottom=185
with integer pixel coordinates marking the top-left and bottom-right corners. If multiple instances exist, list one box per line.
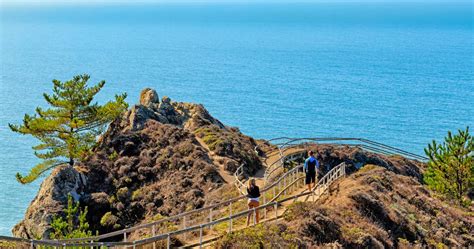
left=139, top=88, right=159, bottom=107
left=12, top=166, right=87, bottom=239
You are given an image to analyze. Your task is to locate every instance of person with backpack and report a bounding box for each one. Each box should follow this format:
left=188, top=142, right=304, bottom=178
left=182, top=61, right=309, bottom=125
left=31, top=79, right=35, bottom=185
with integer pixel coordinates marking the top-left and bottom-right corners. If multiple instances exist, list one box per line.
left=246, top=178, right=260, bottom=226
left=304, top=150, right=320, bottom=192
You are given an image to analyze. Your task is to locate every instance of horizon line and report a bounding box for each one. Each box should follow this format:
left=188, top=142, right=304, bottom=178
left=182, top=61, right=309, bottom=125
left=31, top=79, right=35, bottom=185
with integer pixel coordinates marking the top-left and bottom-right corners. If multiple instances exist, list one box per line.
left=2, top=0, right=472, bottom=7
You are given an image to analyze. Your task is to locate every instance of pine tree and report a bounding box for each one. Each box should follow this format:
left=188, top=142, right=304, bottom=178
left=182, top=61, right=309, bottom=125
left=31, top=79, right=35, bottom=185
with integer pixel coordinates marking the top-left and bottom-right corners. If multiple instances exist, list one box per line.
left=9, top=74, right=128, bottom=184
left=50, top=194, right=94, bottom=239
left=424, top=127, right=474, bottom=205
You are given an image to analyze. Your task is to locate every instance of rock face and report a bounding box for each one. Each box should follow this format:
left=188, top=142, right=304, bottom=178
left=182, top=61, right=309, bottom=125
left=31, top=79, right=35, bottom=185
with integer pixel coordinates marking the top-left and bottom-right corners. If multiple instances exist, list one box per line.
left=13, top=88, right=261, bottom=239
left=125, top=91, right=224, bottom=132
left=13, top=166, right=87, bottom=239
left=139, top=88, right=159, bottom=107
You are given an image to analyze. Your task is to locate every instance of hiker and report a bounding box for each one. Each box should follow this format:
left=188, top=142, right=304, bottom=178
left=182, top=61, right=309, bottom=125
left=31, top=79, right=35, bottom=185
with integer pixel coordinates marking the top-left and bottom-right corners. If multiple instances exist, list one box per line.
left=304, top=150, right=320, bottom=192
left=246, top=178, right=260, bottom=226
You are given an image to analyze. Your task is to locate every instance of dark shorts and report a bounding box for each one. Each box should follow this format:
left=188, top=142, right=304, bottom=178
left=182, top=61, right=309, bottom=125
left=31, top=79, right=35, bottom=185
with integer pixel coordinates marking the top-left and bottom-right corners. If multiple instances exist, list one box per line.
left=305, top=172, right=316, bottom=184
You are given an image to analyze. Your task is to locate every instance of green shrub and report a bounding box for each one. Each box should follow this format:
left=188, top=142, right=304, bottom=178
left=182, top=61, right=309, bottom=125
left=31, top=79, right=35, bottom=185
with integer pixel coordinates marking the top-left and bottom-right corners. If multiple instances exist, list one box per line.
left=131, top=188, right=144, bottom=201
left=108, top=150, right=119, bottom=161
left=358, top=164, right=378, bottom=174
left=50, top=194, right=95, bottom=239
left=117, top=187, right=129, bottom=200
left=100, top=212, right=119, bottom=227
left=215, top=223, right=300, bottom=248
left=0, top=240, right=19, bottom=248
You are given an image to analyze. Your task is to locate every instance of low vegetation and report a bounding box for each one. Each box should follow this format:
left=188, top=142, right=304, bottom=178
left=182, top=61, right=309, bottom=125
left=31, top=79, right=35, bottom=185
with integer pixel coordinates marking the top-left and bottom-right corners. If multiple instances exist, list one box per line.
left=216, top=162, right=473, bottom=248
left=50, top=195, right=95, bottom=239
left=215, top=223, right=301, bottom=248
left=194, top=125, right=261, bottom=173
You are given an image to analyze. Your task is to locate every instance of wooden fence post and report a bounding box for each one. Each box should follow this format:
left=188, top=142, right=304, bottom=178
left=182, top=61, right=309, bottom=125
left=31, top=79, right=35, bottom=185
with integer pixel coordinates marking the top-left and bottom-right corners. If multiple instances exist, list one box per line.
left=182, top=216, right=187, bottom=241
left=152, top=224, right=157, bottom=249
left=209, top=208, right=213, bottom=229
left=274, top=203, right=278, bottom=218
left=263, top=194, right=267, bottom=219
left=167, top=233, right=171, bottom=249
left=253, top=208, right=257, bottom=225
left=199, top=225, right=203, bottom=249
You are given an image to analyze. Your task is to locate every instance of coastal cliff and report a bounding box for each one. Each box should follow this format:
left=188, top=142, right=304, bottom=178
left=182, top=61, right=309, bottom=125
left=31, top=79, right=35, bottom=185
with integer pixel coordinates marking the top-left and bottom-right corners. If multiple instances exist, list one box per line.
left=13, top=88, right=262, bottom=239
left=11, top=89, right=472, bottom=248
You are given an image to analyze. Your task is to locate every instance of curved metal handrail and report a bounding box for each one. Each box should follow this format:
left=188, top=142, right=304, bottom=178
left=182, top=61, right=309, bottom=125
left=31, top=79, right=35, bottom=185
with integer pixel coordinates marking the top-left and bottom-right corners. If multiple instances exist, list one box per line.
left=127, top=162, right=347, bottom=248
left=277, top=137, right=427, bottom=161
left=263, top=137, right=427, bottom=186
left=3, top=137, right=425, bottom=247
left=36, top=144, right=306, bottom=244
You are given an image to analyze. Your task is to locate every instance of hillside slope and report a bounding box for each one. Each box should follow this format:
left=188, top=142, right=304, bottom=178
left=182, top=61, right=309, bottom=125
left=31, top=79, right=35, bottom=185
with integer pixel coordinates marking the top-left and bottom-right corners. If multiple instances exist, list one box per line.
left=12, top=88, right=262, bottom=239
left=217, top=162, right=473, bottom=248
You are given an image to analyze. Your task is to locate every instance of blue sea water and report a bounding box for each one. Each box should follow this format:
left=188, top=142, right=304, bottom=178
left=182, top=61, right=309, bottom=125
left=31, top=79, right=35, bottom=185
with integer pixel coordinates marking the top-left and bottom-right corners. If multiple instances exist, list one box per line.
left=0, top=2, right=473, bottom=235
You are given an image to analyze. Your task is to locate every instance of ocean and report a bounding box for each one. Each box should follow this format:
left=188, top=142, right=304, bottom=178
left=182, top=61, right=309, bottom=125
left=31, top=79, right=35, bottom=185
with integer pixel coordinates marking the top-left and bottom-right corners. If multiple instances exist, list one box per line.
left=0, top=2, right=472, bottom=235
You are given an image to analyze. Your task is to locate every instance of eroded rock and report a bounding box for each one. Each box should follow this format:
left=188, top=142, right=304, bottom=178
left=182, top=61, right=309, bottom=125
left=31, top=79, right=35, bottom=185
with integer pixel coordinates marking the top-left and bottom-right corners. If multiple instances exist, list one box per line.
left=13, top=88, right=261, bottom=238
left=12, top=166, right=87, bottom=239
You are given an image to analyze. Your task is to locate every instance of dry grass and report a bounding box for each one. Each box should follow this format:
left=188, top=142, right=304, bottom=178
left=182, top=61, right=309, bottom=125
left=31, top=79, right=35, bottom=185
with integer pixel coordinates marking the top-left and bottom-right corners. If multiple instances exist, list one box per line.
left=216, top=163, right=473, bottom=248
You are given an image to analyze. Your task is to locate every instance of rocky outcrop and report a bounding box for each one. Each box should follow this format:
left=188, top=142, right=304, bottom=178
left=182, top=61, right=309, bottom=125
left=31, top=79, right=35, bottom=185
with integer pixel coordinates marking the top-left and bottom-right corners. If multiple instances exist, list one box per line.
left=13, top=88, right=262, bottom=239
left=12, top=166, right=87, bottom=239
left=123, top=89, right=224, bottom=132
left=139, top=88, right=159, bottom=107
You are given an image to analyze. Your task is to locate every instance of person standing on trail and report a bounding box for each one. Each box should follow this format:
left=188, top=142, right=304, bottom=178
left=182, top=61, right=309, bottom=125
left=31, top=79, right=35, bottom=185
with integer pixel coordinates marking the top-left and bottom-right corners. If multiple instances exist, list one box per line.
left=246, top=178, right=260, bottom=226
left=304, top=150, right=320, bottom=192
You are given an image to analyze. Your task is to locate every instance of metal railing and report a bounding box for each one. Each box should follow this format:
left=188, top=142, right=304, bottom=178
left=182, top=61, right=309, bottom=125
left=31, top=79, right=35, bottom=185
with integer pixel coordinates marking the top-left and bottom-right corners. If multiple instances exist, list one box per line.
left=11, top=145, right=307, bottom=247
left=277, top=137, right=427, bottom=161
left=0, top=137, right=425, bottom=248
left=0, top=163, right=345, bottom=249
left=263, top=137, right=427, bottom=186
left=233, top=163, right=247, bottom=195
left=114, top=162, right=346, bottom=249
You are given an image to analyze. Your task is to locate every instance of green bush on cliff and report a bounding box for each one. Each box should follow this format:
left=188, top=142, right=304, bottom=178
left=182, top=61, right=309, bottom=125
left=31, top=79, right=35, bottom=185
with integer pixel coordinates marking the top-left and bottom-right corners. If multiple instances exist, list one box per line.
left=215, top=223, right=300, bottom=248
left=100, top=212, right=119, bottom=228
left=424, top=127, right=473, bottom=205
left=50, top=194, right=94, bottom=239
left=9, top=74, right=128, bottom=184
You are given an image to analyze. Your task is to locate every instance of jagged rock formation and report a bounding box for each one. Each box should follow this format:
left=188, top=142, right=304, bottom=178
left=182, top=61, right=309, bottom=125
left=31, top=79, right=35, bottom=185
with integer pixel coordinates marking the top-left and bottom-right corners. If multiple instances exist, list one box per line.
left=217, top=147, right=474, bottom=248
left=12, top=88, right=262, bottom=239
left=12, top=166, right=88, bottom=239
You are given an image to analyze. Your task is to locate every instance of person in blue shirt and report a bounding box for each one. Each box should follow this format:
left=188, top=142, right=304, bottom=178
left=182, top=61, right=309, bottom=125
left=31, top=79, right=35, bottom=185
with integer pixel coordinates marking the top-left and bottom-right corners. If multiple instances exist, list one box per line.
left=304, top=150, right=320, bottom=192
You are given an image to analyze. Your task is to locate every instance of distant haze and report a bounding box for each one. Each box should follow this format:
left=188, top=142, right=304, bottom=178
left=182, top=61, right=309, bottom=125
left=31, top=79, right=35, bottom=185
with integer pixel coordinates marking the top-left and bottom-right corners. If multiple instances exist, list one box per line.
left=1, top=0, right=471, bottom=6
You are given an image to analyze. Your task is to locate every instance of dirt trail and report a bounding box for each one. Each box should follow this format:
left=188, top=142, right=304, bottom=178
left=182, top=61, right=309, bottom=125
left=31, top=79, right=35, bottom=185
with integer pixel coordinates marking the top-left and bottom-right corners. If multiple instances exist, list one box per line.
left=183, top=181, right=317, bottom=249
left=179, top=146, right=313, bottom=248
left=194, top=137, right=235, bottom=184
